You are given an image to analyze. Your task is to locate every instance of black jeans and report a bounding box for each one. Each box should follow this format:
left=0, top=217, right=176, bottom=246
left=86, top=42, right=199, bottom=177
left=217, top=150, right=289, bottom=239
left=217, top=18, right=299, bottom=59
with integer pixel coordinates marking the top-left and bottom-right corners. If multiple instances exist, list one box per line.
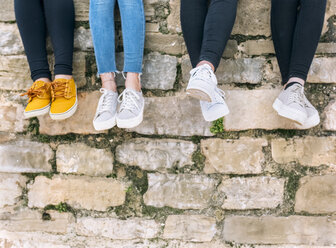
left=271, top=0, right=327, bottom=84
left=14, top=0, right=75, bottom=81
left=180, top=0, right=238, bottom=70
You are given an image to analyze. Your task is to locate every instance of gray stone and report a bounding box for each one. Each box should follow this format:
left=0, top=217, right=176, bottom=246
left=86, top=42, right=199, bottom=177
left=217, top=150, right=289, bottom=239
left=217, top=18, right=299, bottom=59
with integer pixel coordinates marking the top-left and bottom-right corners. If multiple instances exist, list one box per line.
left=0, top=23, right=24, bottom=55
left=145, top=33, right=186, bottom=55
left=28, top=175, right=126, bottom=211
left=163, top=215, right=216, bottom=242
left=130, top=95, right=213, bottom=136
left=308, top=58, right=336, bottom=83
left=201, top=138, right=268, bottom=174
left=0, top=0, right=15, bottom=21
left=0, top=140, right=53, bottom=173
left=219, top=177, right=285, bottom=209
left=74, top=27, right=93, bottom=51
left=0, top=174, right=27, bottom=209
left=116, top=138, right=196, bottom=172
left=76, top=217, right=160, bottom=239
left=295, top=175, right=336, bottom=214
left=323, top=100, right=336, bottom=131
left=56, top=143, right=113, bottom=176
left=223, top=216, right=336, bottom=245
left=144, top=173, right=219, bottom=209
left=271, top=137, right=336, bottom=167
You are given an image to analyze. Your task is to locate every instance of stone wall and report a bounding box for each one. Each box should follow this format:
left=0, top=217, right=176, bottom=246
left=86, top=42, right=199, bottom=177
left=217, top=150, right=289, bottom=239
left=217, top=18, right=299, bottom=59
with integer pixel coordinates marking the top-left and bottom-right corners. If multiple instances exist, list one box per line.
left=0, top=0, right=336, bottom=247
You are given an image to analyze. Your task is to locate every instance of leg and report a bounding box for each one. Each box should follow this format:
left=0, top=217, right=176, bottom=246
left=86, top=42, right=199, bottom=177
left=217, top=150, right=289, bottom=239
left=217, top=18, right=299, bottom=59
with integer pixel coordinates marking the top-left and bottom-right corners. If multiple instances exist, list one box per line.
left=118, top=0, right=145, bottom=91
left=14, top=0, right=51, bottom=81
left=89, top=0, right=117, bottom=91
left=288, top=0, right=327, bottom=82
left=271, top=0, right=300, bottom=84
left=43, top=0, right=75, bottom=79
left=200, top=0, right=238, bottom=71
left=180, top=0, right=208, bottom=68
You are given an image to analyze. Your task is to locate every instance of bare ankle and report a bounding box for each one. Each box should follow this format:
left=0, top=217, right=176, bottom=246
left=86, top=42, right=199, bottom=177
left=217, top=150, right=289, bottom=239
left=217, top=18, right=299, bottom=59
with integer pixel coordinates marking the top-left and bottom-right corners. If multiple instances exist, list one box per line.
left=55, top=75, right=72, bottom=80
left=101, top=72, right=117, bottom=92
left=197, top=61, right=215, bottom=72
left=35, top=78, right=51, bottom=83
left=125, top=72, right=141, bottom=92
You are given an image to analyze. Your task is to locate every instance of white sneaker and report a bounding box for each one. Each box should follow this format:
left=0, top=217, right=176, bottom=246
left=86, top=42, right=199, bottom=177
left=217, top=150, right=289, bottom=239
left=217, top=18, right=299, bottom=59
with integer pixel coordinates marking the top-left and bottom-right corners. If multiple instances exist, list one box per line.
left=200, top=88, right=229, bottom=122
left=297, top=95, right=320, bottom=129
left=116, top=88, right=144, bottom=129
left=272, top=83, right=308, bottom=125
left=186, top=64, right=218, bottom=102
left=93, top=88, right=118, bottom=131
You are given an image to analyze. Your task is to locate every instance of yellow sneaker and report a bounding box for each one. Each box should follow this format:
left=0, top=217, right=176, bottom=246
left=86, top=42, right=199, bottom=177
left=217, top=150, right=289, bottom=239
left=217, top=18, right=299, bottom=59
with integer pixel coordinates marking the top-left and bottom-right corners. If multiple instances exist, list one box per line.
left=21, top=81, right=51, bottom=119
left=50, top=78, right=78, bottom=120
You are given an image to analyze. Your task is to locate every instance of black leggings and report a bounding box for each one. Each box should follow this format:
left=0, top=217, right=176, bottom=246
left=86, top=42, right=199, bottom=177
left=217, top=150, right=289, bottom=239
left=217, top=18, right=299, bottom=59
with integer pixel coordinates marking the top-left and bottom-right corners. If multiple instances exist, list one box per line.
left=181, top=0, right=238, bottom=70
left=271, top=0, right=327, bottom=84
left=14, top=0, right=75, bottom=81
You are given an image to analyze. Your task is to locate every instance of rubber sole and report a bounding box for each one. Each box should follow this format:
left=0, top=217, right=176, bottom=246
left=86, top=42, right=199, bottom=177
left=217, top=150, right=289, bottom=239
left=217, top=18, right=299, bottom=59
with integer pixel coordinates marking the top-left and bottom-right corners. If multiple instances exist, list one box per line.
left=93, top=116, right=117, bottom=131
left=49, top=98, right=78, bottom=120
left=186, top=88, right=212, bottom=102
left=201, top=103, right=230, bottom=122
left=24, top=104, right=50, bottom=119
left=296, top=113, right=320, bottom=129
left=272, top=98, right=307, bottom=125
left=116, top=105, right=144, bottom=129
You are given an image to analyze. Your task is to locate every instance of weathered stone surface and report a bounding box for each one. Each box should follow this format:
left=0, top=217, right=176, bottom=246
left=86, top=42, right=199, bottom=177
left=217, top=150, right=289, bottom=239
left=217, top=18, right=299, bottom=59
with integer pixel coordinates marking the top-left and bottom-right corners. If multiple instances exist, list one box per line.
left=0, top=0, right=14, bottom=21
left=323, top=100, right=336, bottom=131
left=74, top=0, right=90, bottom=21
left=163, top=215, right=216, bottom=242
left=56, top=143, right=113, bottom=176
left=182, top=57, right=265, bottom=84
left=0, top=174, right=27, bottom=209
left=76, top=217, right=160, bottom=239
left=308, top=58, right=336, bottom=83
left=224, top=88, right=304, bottom=130
left=144, top=173, right=219, bottom=209
left=295, top=175, right=336, bottom=214
left=74, top=27, right=93, bottom=51
left=271, top=137, right=336, bottom=167
left=145, top=33, right=186, bottom=55
left=0, top=23, right=23, bottom=55
left=240, top=40, right=275, bottom=56
left=141, top=52, right=178, bottom=89
left=116, top=138, right=196, bottom=172
left=0, top=140, right=53, bottom=173
left=166, top=241, right=230, bottom=248
left=0, top=101, right=27, bottom=133
left=219, top=177, right=285, bottom=209
left=317, top=43, right=336, bottom=54
left=130, top=95, right=213, bottom=136
left=232, top=0, right=271, bottom=36
left=201, top=138, right=267, bottom=174
left=28, top=175, right=126, bottom=211
left=115, top=52, right=178, bottom=90
left=0, top=209, right=74, bottom=234
left=39, top=91, right=104, bottom=135
left=223, top=216, right=336, bottom=245
left=0, top=55, right=31, bottom=90
left=166, top=0, right=181, bottom=33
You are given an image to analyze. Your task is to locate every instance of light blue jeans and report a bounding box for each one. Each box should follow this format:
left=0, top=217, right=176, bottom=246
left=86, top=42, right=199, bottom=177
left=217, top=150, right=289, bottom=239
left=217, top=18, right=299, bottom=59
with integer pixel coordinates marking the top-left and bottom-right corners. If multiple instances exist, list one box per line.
left=89, top=0, right=145, bottom=74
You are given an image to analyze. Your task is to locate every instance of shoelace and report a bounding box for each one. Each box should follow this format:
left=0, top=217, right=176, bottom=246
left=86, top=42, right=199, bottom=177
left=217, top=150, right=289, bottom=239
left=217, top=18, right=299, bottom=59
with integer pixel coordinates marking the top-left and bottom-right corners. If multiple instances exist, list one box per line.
left=21, top=82, right=50, bottom=102
left=51, top=81, right=71, bottom=101
left=118, top=89, right=141, bottom=113
left=288, top=85, right=305, bottom=107
left=97, top=88, right=116, bottom=115
left=190, top=66, right=214, bottom=84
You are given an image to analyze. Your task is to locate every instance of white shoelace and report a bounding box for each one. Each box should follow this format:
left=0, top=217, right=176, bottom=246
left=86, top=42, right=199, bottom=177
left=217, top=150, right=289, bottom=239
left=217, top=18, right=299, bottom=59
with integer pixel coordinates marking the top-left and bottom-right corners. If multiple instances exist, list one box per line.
left=288, top=85, right=305, bottom=107
left=118, top=89, right=141, bottom=113
left=97, top=88, right=116, bottom=115
left=190, top=66, right=214, bottom=84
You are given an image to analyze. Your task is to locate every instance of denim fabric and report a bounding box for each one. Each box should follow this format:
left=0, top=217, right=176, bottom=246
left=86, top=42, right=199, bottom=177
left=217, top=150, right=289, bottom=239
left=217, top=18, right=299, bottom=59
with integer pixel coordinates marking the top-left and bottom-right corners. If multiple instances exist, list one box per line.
left=89, top=0, right=145, bottom=75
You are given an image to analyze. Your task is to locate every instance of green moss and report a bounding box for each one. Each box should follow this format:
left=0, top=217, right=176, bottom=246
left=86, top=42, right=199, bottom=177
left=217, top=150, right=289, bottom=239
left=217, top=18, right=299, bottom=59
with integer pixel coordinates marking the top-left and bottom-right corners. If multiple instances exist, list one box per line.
left=27, top=117, right=39, bottom=135
left=44, top=202, right=72, bottom=213
left=142, top=205, right=184, bottom=219
left=125, top=166, right=148, bottom=195
left=210, top=117, right=224, bottom=134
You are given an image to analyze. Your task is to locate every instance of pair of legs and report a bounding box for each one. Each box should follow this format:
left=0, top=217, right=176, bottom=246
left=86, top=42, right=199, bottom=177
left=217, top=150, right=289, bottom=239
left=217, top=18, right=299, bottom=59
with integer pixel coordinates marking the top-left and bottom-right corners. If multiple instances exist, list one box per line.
left=89, top=0, right=145, bottom=91
left=14, top=0, right=74, bottom=83
left=271, top=0, right=327, bottom=86
left=181, top=0, right=238, bottom=72
left=15, top=0, right=77, bottom=120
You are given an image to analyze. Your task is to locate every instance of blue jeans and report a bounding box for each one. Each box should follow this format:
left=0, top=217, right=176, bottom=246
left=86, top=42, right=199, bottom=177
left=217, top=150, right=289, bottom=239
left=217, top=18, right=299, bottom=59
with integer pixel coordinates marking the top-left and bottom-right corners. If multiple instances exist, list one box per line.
left=89, top=0, right=145, bottom=75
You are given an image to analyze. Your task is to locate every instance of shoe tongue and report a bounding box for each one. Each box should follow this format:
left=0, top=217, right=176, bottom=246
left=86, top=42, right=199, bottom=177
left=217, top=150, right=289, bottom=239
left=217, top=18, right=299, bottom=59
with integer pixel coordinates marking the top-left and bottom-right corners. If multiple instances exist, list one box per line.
left=34, top=81, right=48, bottom=87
